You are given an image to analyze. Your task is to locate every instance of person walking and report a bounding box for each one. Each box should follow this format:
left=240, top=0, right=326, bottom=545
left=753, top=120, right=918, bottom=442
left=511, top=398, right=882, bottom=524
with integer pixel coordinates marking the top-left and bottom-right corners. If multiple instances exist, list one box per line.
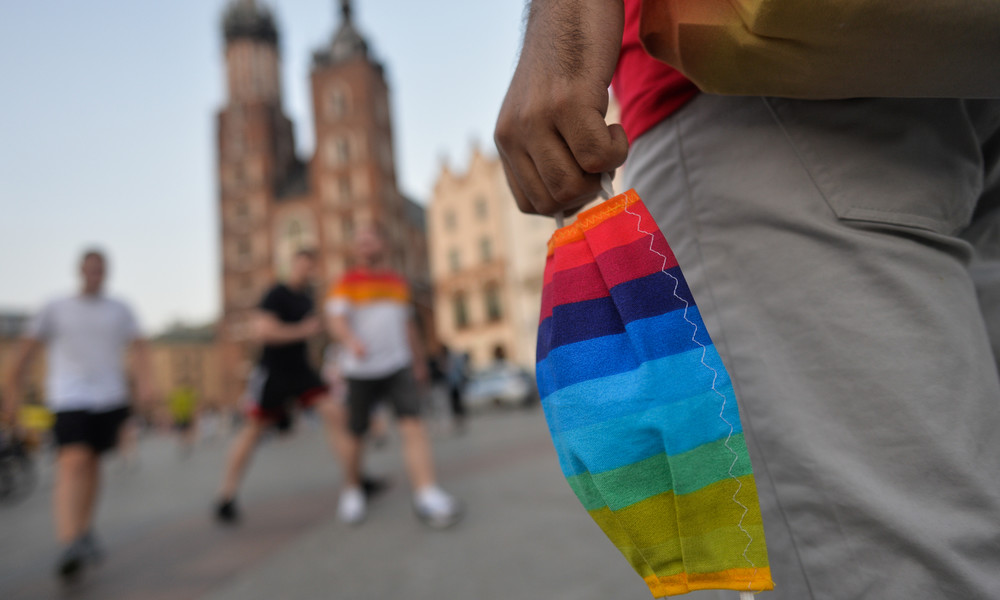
left=2, top=249, right=154, bottom=581
left=214, top=249, right=354, bottom=523
left=440, top=345, right=468, bottom=433
left=495, top=1, right=1000, bottom=597
left=327, top=227, right=462, bottom=528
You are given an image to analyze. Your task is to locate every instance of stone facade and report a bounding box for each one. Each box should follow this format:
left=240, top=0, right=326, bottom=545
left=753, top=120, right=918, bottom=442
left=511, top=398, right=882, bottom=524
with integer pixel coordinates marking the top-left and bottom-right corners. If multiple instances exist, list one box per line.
left=149, top=324, right=224, bottom=413
left=428, top=147, right=556, bottom=371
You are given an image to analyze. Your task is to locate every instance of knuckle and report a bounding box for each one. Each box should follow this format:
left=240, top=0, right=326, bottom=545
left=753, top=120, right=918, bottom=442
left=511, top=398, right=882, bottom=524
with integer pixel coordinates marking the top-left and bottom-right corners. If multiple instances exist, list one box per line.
left=493, top=125, right=514, bottom=149
left=575, top=144, right=611, bottom=173
left=539, top=159, right=571, bottom=190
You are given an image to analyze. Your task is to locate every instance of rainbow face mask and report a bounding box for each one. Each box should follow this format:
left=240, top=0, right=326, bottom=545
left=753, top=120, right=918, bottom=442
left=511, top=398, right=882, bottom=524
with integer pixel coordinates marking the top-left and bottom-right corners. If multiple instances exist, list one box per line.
left=536, top=188, right=773, bottom=597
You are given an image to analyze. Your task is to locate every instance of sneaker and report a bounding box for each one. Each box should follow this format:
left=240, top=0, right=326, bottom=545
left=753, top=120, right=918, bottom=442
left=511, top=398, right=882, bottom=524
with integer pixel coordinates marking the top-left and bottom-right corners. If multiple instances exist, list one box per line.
left=215, top=498, right=240, bottom=525
left=414, top=486, right=463, bottom=529
left=55, top=539, right=87, bottom=582
left=338, top=487, right=366, bottom=525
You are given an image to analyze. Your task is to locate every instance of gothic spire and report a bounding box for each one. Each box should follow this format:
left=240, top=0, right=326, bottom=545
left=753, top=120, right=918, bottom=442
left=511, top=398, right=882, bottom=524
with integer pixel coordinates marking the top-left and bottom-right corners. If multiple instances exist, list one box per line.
left=314, top=0, right=369, bottom=65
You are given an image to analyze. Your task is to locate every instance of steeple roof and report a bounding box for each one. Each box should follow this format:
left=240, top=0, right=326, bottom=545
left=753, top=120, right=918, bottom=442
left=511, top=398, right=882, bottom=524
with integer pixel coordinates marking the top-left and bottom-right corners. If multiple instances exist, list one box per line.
left=223, top=0, right=278, bottom=45
left=314, top=0, right=371, bottom=66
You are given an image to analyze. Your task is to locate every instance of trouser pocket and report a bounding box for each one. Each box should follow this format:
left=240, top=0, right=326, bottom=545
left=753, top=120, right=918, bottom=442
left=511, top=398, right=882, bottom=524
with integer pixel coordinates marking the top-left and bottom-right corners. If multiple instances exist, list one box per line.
left=764, top=97, right=983, bottom=236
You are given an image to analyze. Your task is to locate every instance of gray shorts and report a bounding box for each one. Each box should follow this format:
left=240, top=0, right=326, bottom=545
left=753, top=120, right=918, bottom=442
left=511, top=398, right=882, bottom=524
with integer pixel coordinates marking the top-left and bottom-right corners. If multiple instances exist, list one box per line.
left=346, top=367, right=421, bottom=435
left=627, top=95, right=1000, bottom=599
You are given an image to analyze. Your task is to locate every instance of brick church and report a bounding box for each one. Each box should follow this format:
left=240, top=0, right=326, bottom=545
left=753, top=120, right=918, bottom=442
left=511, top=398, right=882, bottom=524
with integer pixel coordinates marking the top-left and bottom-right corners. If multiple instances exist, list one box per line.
left=216, top=0, right=431, bottom=400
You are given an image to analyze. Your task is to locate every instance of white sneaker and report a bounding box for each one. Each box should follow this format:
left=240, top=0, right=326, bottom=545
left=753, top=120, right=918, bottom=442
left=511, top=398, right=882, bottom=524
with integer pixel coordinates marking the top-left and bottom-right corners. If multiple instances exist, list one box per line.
left=413, top=486, right=463, bottom=529
left=338, top=487, right=366, bottom=525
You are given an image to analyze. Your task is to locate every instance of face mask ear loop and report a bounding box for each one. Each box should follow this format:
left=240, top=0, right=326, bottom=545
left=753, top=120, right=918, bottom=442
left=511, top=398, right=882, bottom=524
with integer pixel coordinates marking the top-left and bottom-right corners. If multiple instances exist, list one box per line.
left=599, top=172, right=616, bottom=201
left=554, top=174, right=616, bottom=228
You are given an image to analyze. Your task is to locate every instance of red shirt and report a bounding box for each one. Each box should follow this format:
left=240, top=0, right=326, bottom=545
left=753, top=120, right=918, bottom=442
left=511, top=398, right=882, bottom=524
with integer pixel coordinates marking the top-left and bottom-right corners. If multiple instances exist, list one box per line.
left=612, top=0, right=700, bottom=142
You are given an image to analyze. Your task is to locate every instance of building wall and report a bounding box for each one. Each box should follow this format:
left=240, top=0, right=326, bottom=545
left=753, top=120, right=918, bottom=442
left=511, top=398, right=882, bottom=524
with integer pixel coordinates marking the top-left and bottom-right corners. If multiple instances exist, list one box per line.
left=426, top=95, right=622, bottom=373
left=0, top=337, right=47, bottom=408
left=149, top=340, right=224, bottom=411
left=428, top=147, right=556, bottom=371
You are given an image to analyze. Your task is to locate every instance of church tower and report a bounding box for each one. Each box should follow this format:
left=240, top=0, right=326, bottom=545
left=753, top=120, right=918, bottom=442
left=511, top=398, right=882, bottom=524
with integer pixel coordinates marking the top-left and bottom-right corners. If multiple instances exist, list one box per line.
left=309, top=1, right=429, bottom=288
left=217, top=0, right=300, bottom=398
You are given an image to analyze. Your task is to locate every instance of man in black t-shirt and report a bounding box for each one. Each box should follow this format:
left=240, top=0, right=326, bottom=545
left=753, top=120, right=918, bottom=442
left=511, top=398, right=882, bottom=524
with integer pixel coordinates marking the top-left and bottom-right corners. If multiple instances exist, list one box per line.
left=214, top=249, right=353, bottom=523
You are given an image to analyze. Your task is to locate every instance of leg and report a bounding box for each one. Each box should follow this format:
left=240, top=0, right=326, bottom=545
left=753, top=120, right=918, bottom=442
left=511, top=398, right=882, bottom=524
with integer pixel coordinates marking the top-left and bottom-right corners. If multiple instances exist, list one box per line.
left=342, top=377, right=378, bottom=489
left=217, top=419, right=263, bottom=501
left=396, top=417, right=435, bottom=490
left=53, top=445, right=98, bottom=544
left=449, top=386, right=466, bottom=430
left=628, top=95, right=1000, bottom=598
left=315, top=395, right=351, bottom=472
left=77, top=453, right=100, bottom=537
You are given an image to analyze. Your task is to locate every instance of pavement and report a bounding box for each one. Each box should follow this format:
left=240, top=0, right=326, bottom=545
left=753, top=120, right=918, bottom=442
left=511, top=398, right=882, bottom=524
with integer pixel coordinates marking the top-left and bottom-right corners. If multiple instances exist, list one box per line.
left=0, top=407, right=658, bottom=600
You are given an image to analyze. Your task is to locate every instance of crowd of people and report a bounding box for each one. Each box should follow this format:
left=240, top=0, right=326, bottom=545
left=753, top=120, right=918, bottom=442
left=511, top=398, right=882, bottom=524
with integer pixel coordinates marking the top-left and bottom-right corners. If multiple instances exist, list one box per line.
left=1, top=226, right=468, bottom=583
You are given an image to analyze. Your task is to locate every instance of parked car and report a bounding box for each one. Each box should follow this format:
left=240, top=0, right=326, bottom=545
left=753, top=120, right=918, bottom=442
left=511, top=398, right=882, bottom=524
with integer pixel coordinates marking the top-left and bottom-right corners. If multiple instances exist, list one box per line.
left=465, top=364, right=537, bottom=409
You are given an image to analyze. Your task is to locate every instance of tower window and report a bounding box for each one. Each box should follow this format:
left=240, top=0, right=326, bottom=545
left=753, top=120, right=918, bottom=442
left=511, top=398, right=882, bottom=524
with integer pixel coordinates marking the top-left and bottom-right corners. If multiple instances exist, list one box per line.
left=339, top=176, right=352, bottom=202
left=475, top=196, right=488, bottom=220
left=286, top=220, right=305, bottom=248
left=324, top=136, right=352, bottom=167
left=327, top=88, right=349, bottom=120
left=449, top=249, right=461, bottom=273
left=236, top=238, right=252, bottom=265
left=337, top=137, right=351, bottom=164
left=342, top=215, right=354, bottom=241
left=444, top=210, right=457, bottom=231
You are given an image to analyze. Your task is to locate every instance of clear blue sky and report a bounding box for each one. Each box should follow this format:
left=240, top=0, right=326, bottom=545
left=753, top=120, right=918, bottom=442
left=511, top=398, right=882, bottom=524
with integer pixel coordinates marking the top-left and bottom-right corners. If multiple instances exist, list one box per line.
left=0, top=0, right=524, bottom=332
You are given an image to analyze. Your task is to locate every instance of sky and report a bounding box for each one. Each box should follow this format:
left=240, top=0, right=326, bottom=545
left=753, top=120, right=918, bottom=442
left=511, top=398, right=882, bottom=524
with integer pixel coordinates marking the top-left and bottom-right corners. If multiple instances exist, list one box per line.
left=0, top=0, right=525, bottom=333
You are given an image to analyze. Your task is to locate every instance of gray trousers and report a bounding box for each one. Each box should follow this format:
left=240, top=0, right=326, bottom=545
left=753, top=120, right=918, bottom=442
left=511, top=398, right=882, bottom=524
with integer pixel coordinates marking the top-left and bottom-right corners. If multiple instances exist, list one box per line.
left=625, top=95, right=1000, bottom=599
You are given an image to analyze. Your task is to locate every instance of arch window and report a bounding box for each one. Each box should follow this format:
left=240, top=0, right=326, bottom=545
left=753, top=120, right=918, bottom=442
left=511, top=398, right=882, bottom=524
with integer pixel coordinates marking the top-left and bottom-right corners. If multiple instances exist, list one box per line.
left=327, top=87, right=349, bottom=120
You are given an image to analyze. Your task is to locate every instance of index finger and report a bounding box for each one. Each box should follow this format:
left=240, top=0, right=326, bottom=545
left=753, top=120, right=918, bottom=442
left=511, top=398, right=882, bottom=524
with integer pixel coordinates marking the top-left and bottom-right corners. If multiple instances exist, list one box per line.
left=555, top=106, right=629, bottom=175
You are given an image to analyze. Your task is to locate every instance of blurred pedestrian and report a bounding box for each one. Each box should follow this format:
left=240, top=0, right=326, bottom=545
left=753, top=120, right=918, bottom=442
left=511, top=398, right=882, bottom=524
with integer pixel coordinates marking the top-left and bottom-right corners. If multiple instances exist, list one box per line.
left=327, top=226, right=462, bottom=528
left=167, top=384, right=197, bottom=456
left=213, top=249, right=352, bottom=523
left=2, top=249, right=154, bottom=581
left=494, top=1, right=1000, bottom=597
left=440, top=345, right=468, bottom=433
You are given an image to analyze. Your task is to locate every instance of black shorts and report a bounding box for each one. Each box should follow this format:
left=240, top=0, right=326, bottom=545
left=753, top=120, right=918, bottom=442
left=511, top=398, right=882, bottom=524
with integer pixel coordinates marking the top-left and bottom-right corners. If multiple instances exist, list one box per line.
left=247, top=365, right=328, bottom=423
left=53, top=407, right=130, bottom=454
left=346, top=368, right=422, bottom=436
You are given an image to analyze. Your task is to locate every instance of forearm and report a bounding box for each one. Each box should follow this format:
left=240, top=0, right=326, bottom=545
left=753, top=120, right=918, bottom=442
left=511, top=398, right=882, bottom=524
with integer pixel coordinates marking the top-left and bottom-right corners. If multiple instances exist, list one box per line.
left=495, top=0, right=628, bottom=215
left=258, top=325, right=309, bottom=345
left=255, top=312, right=314, bottom=345
left=524, top=0, right=624, bottom=84
left=328, top=314, right=359, bottom=347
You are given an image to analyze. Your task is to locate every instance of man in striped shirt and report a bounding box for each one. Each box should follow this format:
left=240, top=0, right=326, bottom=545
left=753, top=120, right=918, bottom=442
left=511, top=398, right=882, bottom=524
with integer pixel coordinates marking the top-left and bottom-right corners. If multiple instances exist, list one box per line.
left=327, top=227, right=461, bottom=528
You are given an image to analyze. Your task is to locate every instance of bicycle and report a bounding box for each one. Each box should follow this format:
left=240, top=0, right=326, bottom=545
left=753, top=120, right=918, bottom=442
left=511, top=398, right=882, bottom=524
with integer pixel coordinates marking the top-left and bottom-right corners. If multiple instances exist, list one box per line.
left=0, top=428, right=38, bottom=506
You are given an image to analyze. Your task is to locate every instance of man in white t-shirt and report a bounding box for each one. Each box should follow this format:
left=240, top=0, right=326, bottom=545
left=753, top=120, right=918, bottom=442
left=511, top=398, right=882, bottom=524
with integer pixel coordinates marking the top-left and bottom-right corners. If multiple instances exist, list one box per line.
left=326, top=227, right=462, bottom=528
left=3, top=249, right=154, bottom=581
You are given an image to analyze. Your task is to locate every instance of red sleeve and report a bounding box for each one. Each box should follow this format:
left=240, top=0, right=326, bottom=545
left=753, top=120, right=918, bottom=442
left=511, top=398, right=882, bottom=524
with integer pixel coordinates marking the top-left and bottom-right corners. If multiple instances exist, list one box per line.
left=612, top=0, right=700, bottom=142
